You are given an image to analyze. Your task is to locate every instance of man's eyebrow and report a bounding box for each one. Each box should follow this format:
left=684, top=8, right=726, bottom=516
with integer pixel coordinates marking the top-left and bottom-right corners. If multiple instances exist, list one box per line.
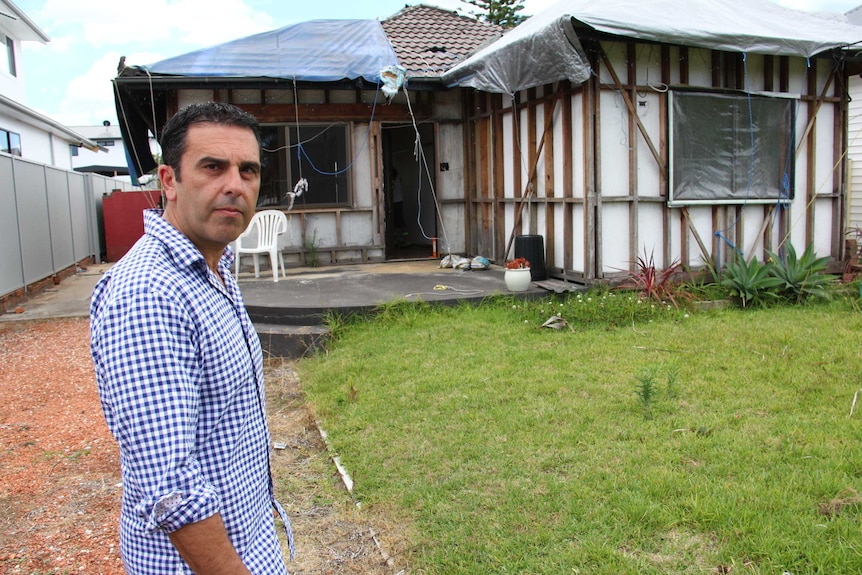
left=195, top=156, right=260, bottom=171
left=197, top=155, right=227, bottom=166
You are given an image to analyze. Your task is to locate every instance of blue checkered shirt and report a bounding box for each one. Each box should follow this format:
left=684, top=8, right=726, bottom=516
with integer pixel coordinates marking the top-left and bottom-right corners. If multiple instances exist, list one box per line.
left=90, top=209, right=294, bottom=574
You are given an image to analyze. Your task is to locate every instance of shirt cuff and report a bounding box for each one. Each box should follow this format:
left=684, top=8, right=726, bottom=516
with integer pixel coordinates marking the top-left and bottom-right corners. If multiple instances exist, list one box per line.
left=143, top=484, right=221, bottom=534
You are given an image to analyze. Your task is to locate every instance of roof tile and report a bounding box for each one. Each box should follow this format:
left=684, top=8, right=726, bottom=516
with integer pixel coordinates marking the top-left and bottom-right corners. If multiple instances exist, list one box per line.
left=382, top=4, right=503, bottom=78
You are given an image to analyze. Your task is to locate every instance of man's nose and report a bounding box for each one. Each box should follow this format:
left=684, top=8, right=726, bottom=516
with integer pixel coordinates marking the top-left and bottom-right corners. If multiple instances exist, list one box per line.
left=223, top=166, right=246, bottom=193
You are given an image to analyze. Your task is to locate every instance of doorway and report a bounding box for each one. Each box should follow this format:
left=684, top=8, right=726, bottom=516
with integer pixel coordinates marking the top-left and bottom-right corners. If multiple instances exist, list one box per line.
left=382, top=123, right=438, bottom=260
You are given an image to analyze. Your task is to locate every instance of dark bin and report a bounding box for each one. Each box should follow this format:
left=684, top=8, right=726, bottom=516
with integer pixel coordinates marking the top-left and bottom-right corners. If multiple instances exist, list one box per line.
left=514, top=235, right=547, bottom=281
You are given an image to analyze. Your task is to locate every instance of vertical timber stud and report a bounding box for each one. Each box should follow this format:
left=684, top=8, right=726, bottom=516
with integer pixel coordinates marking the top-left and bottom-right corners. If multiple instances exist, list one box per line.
left=779, top=56, right=791, bottom=245
left=562, top=81, right=574, bottom=278
left=583, top=46, right=598, bottom=282
left=488, top=94, right=506, bottom=259
left=711, top=50, right=722, bottom=266
left=371, top=121, right=384, bottom=248
left=628, top=43, right=639, bottom=269
left=544, top=85, right=557, bottom=272
left=806, top=59, right=818, bottom=248
left=478, top=93, right=491, bottom=256
left=679, top=46, right=690, bottom=266
left=511, top=92, right=522, bottom=245
left=661, top=45, right=671, bottom=269
left=763, top=55, right=775, bottom=255
left=462, top=89, right=475, bottom=256
left=593, top=46, right=603, bottom=281
left=527, top=87, right=539, bottom=233
left=835, top=59, right=848, bottom=259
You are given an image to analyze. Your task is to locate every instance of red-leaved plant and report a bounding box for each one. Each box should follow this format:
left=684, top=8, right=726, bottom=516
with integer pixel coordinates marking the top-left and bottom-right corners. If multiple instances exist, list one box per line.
left=505, top=257, right=530, bottom=270
left=623, top=249, right=687, bottom=307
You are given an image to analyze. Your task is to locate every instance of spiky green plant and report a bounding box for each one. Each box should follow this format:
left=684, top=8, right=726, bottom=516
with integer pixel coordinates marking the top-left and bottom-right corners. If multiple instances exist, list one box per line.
left=634, top=367, right=659, bottom=419
left=767, top=243, right=835, bottom=303
left=720, top=255, right=783, bottom=308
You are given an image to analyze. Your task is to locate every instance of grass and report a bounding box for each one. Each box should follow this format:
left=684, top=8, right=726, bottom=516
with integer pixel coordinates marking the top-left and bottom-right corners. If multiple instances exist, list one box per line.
left=297, top=287, right=862, bottom=574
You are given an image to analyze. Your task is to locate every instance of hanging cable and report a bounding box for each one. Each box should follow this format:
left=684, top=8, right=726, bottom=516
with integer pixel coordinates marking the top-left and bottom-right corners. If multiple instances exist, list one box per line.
left=714, top=52, right=757, bottom=259
left=402, top=83, right=452, bottom=256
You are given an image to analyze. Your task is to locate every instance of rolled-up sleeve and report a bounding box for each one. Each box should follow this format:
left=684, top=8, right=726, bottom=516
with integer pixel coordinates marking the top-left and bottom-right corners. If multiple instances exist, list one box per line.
left=92, top=288, right=220, bottom=533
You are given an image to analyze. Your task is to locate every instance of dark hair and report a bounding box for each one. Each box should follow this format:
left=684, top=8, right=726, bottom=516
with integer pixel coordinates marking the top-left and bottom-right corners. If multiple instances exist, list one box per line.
left=159, top=102, right=262, bottom=181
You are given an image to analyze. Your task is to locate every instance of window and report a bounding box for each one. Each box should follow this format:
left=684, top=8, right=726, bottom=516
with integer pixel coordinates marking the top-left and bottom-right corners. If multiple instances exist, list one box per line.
left=1, top=34, right=15, bottom=77
left=258, top=124, right=350, bottom=208
left=70, top=145, right=79, bottom=157
left=669, top=91, right=795, bottom=206
left=96, top=140, right=115, bottom=147
left=1, top=129, right=21, bottom=156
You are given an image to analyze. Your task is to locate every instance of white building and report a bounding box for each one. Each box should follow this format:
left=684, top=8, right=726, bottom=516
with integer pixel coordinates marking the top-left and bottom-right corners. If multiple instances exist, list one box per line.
left=846, top=6, right=862, bottom=235
left=70, top=121, right=158, bottom=182
left=0, top=0, right=101, bottom=168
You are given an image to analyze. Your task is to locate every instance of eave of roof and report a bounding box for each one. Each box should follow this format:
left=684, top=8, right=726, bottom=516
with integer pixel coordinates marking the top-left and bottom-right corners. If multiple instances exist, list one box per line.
left=0, top=0, right=50, bottom=43
left=0, top=93, right=103, bottom=151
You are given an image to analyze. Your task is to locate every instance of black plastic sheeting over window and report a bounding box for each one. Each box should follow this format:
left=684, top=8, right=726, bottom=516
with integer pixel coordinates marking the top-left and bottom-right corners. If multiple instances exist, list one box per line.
left=669, top=90, right=795, bottom=206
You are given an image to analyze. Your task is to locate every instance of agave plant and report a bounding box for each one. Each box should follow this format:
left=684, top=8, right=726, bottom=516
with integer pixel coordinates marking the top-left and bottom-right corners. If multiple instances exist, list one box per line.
left=767, top=244, right=835, bottom=303
left=720, top=255, right=783, bottom=308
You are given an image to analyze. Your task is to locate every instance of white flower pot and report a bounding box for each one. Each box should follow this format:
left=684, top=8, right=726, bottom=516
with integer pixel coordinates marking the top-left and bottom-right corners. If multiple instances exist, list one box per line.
left=504, top=268, right=532, bottom=292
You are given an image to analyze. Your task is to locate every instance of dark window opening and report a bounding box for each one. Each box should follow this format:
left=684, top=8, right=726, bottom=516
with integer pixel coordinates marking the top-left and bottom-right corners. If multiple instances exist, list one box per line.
left=1, top=129, right=22, bottom=156
left=669, top=91, right=795, bottom=206
left=258, top=124, right=350, bottom=208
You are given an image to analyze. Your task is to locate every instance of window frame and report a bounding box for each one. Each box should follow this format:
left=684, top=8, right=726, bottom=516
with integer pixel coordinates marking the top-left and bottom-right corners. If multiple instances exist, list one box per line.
left=258, top=123, right=352, bottom=209
left=668, top=89, right=796, bottom=207
left=1, top=128, right=22, bottom=156
left=1, top=34, right=16, bottom=77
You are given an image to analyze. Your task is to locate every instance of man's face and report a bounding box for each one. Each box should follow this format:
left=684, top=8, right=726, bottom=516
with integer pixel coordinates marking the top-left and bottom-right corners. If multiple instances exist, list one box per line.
left=159, top=123, right=261, bottom=260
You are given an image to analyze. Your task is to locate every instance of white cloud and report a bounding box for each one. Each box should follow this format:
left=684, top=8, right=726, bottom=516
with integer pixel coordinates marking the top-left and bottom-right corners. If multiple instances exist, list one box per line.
left=36, top=0, right=275, bottom=50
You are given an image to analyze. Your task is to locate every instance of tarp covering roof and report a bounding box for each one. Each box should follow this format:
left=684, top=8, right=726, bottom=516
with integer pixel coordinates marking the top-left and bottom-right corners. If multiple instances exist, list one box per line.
left=442, top=0, right=862, bottom=94
left=145, top=19, right=399, bottom=83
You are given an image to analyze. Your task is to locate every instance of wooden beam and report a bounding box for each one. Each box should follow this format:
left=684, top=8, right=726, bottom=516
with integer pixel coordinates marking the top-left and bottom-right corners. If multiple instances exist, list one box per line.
left=680, top=207, right=713, bottom=266
left=745, top=205, right=777, bottom=262
left=796, top=67, right=836, bottom=160
left=504, top=94, right=561, bottom=260
left=562, top=85, right=574, bottom=274
left=238, top=102, right=424, bottom=123
left=597, top=45, right=666, bottom=172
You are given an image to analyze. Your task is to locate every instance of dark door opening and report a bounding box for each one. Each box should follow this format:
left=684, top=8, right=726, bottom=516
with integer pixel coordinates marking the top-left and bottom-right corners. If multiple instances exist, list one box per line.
left=382, top=123, right=438, bottom=260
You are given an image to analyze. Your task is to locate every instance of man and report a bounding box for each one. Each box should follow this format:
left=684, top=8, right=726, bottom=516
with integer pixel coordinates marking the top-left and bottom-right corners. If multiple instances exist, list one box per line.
left=90, top=102, right=293, bottom=574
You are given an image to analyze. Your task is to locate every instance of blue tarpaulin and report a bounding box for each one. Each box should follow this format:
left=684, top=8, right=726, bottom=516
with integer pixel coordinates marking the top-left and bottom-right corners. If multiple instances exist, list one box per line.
left=146, top=19, right=399, bottom=83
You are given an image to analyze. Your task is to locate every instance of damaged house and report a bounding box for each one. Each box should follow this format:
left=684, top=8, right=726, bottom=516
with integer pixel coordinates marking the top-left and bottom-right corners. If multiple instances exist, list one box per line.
left=114, top=0, right=862, bottom=282
left=115, top=5, right=502, bottom=266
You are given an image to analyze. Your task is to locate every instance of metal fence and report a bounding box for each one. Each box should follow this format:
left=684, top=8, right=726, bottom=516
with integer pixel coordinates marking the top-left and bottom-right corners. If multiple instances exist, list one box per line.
left=0, top=153, right=135, bottom=299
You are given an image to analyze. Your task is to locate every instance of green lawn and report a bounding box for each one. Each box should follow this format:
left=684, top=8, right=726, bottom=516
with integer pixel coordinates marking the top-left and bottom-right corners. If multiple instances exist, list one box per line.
left=297, top=293, right=862, bottom=574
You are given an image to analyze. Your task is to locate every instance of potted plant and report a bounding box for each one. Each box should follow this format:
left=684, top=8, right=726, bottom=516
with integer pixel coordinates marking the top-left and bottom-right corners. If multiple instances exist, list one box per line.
left=504, top=257, right=531, bottom=292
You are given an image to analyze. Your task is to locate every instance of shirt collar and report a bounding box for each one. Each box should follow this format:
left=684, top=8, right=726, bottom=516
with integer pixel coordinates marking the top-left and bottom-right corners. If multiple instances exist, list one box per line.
left=143, top=209, right=234, bottom=274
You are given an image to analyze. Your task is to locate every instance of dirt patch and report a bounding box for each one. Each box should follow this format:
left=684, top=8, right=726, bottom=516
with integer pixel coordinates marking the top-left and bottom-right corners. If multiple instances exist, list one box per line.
left=0, top=318, right=408, bottom=574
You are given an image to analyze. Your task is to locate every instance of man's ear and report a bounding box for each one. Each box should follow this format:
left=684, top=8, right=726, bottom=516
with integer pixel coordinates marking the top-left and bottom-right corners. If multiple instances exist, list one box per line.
left=159, top=165, right=178, bottom=202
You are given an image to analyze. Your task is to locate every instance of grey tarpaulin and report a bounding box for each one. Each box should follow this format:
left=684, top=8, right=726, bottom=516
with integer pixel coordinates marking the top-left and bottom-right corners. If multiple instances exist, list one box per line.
left=442, top=0, right=862, bottom=94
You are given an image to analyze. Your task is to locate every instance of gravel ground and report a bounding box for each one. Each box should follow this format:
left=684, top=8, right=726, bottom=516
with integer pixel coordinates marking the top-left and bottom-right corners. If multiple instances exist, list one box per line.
left=0, top=318, right=407, bottom=575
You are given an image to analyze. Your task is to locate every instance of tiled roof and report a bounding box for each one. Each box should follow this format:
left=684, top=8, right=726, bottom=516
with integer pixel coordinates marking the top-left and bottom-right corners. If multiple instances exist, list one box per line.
left=381, top=4, right=503, bottom=78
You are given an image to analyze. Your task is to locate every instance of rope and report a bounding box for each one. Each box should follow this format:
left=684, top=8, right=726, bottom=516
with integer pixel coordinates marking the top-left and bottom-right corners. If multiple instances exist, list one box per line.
left=402, top=83, right=452, bottom=256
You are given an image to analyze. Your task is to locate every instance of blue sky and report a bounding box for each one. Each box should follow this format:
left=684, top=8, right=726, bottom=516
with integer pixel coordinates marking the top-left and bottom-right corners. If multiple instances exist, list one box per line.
left=11, top=0, right=862, bottom=127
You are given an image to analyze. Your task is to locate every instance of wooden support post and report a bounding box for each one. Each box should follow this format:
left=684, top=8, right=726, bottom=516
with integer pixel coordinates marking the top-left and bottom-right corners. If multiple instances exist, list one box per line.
left=680, top=207, right=713, bottom=267
left=504, top=94, right=560, bottom=260
left=597, top=45, right=666, bottom=172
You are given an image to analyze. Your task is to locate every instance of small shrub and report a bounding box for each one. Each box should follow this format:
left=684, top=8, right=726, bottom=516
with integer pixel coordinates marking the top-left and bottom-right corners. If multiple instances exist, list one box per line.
left=767, top=243, right=835, bottom=303
left=621, top=249, right=688, bottom=308
left=304, top=229, right=320, bottom=268
left=720, top=255, right=783, bottom=308
left=634, top=367, right=659, bottom=419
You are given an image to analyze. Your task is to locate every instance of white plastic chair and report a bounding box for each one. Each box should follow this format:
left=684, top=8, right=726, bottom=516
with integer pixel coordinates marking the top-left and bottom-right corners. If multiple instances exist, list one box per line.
left=234, top=210, right=288, bottom=282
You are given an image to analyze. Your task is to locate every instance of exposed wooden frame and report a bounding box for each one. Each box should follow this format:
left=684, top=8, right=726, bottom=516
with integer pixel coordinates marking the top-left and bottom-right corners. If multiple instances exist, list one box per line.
left=504, top=92, right=561, bottom=260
